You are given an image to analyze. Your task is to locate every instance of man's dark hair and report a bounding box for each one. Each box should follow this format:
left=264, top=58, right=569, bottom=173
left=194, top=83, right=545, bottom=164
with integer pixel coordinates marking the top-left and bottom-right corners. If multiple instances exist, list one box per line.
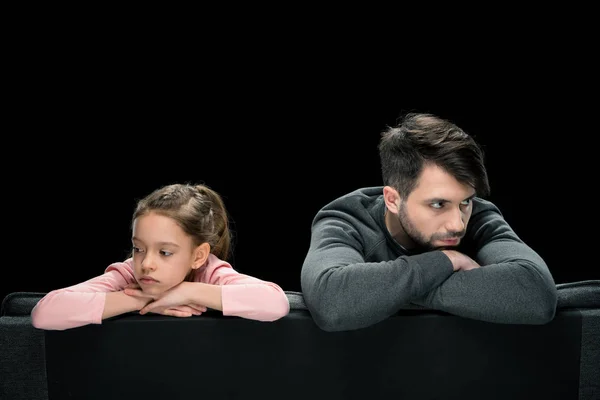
left=378, top=112, right=490, bottom=198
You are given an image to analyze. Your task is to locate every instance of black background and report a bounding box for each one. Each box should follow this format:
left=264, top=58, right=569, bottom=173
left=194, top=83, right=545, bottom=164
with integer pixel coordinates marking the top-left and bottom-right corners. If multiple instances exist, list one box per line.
left=3, top=28, right=598, bottom=303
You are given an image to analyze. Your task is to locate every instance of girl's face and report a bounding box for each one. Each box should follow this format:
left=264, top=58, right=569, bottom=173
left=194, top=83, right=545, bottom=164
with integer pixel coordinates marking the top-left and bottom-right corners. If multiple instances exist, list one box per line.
left=131, top=212, right=198, bottom=295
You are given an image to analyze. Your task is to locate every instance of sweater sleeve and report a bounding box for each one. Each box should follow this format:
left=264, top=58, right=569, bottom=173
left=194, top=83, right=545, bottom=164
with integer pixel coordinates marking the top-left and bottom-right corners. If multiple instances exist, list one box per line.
left=30, top=261, right=136, bottom=330
left=300, top=215, right=454, bottom=332
left=201, top=255, right=290, bottom=322
left=411, top=203, right=558, bottom=324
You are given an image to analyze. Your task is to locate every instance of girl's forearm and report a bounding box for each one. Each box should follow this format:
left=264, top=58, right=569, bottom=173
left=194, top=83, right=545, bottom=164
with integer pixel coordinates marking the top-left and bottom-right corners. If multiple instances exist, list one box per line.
left=184, top=282, right=223, bottom=311
left=103, top=291, right=147, bottom=319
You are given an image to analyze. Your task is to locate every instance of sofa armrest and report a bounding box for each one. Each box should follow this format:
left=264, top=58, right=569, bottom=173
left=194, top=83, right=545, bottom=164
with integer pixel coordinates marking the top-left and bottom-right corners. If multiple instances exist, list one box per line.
left=0, top=315, right=47, bottom=400
left=557, top=280, right=600, bottom=309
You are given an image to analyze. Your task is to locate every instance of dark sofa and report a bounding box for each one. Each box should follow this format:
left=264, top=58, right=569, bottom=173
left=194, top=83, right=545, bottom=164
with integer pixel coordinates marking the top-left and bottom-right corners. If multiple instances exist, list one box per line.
left=1, top=281, right=598, bottom=400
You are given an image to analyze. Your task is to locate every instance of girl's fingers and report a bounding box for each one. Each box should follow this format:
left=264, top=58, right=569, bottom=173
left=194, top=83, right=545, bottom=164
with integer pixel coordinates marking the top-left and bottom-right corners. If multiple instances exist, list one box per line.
left=124, top=283, right=141, bottom=289
left=162, top=309, right=192, bottom=318
left=189, top=304, right=208, bottom=313
left=124, top=288, right=152, bottom=298
left=138, top=302, right=206, bottom=316
left=171, top=306, right=204, bottom=315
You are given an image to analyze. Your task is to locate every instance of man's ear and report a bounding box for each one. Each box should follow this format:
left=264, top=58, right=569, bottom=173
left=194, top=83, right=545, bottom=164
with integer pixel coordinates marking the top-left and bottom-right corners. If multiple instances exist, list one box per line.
left=192, top=243, right=211, bottom=269
left=383, top=186, right=402, bottom=214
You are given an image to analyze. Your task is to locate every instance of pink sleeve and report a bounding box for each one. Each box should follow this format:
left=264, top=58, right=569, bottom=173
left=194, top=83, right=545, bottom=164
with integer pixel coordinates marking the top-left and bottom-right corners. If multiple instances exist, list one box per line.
left=200, top=255, right=290, bottom=322
left=30, top=260, right=137, bottom=330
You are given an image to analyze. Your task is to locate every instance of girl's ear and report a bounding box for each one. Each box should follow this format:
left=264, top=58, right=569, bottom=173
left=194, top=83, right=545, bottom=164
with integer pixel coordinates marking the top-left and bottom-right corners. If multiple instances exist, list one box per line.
left=192, top=242, right=211, bottom=269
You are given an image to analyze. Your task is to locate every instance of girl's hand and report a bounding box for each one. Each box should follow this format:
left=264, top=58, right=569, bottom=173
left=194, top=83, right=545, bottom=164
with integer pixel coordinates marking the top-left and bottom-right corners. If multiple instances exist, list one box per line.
left=144, top=304, right=208, bottom=317
left=121, top=283, right=153, bottom=310
left=123, top=282, right=207, bottom=317
left=124, top=282, right=142, bottom=290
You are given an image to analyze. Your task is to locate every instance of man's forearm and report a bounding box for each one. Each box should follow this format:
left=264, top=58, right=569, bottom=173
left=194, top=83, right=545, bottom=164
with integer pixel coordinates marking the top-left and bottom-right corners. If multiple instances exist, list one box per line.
left=412, top=262, right=557, bottom=324
left=302, top=251, right=454, bottom=331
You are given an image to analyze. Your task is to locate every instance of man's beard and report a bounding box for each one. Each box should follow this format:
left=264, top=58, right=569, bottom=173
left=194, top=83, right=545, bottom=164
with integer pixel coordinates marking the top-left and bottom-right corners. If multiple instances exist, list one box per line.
left=397, top=202, right=464, bottom=251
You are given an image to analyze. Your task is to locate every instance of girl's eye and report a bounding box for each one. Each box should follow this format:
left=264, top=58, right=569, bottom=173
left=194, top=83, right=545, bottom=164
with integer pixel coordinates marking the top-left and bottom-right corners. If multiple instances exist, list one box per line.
left=160, top=250, right=173, bottom=256
left=132, top=247, right=144, bottom=253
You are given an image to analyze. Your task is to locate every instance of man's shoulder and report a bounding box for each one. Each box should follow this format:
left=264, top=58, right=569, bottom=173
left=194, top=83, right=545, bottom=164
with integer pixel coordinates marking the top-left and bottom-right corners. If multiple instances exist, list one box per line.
left=311, top=187, right=384, bottom=225
left=323, top=186, right=383, bottom=208
left=311, top=187, right=386, bottom=242
left=472, top=196, right=502, bottom=215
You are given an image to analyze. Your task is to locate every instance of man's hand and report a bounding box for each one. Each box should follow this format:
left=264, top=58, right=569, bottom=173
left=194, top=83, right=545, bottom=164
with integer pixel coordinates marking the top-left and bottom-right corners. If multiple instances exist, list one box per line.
left=441, top=250, right=481, bottom=272
left=123, top=282, right=208, bottom=317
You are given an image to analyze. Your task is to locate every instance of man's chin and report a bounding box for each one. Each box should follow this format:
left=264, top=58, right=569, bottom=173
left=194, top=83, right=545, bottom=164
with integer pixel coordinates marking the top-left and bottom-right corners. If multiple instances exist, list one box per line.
left=433, top=242, right=460, bottom=251
left=435, top=245, right=455, bottom=251
left=432, top=238, right=462, bottom=248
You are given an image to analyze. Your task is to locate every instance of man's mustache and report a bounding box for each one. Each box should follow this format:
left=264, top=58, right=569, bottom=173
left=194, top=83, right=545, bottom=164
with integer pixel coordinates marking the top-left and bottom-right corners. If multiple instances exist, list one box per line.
left=434, top=231, right=465, bottom=241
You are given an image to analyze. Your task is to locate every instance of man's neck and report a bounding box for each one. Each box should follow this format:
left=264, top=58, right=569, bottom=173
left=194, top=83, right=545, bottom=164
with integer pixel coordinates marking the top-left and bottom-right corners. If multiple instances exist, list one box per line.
left=384, top=208, right=415, bottom=250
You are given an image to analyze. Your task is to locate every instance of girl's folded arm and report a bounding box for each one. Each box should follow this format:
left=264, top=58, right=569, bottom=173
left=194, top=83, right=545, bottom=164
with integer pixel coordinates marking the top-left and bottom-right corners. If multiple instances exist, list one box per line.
left=205, top=265, right=290, bottom=322
left=31, top=261, right=136, bottom=330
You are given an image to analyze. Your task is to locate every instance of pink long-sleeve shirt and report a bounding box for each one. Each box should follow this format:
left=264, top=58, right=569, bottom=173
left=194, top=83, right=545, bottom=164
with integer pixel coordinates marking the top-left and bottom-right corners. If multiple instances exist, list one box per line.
left=31, top=254, right=290, bottom=330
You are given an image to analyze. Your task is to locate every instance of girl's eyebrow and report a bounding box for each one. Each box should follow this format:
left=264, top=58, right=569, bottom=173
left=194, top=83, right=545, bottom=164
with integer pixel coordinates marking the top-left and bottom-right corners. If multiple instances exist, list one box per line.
left=131, top=237, right=180, bottom=248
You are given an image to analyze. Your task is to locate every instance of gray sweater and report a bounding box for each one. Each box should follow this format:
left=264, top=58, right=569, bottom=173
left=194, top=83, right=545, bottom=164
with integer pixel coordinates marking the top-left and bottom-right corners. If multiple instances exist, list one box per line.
left=300, top=186, right=558, bottom=332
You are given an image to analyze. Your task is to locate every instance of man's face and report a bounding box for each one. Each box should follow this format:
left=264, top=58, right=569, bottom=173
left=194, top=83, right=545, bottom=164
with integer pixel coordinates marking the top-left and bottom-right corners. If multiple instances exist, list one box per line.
left=388, top=164, right=476, bottom=250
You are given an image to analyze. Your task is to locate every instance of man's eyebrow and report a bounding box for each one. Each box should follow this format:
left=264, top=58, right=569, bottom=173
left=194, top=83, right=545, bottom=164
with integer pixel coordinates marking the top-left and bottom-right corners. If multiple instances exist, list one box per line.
left=424, top=194, right=476, bottom=203
left=424, top=197, right=450, bottom=204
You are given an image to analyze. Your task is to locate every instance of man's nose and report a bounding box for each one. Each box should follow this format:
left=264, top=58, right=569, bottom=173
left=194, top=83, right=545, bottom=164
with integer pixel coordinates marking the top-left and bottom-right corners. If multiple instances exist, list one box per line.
left=446, top=208, right=466, bottom=233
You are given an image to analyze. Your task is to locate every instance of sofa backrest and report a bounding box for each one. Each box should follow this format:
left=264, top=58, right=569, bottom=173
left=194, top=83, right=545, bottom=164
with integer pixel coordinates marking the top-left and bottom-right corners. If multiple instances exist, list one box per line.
left=1, top=283, right=599, bottom=400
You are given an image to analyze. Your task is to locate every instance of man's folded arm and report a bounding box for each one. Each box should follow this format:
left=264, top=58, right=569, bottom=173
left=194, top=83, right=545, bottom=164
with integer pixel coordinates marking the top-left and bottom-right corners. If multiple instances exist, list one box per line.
left=301, top=219, right=454, bottom=332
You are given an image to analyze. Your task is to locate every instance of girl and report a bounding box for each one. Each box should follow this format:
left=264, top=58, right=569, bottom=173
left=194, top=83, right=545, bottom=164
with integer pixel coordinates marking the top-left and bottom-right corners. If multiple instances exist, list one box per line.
left=31, top=183, right=290, bottom=330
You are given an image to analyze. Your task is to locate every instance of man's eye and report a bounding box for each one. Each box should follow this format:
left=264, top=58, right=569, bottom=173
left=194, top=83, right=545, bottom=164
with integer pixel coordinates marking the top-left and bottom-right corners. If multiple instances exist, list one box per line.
left=160, top=250, right=173, bottom=256
left=431, top=202, right=444, bottom=209
left=461, top=199, right=472, bottom=206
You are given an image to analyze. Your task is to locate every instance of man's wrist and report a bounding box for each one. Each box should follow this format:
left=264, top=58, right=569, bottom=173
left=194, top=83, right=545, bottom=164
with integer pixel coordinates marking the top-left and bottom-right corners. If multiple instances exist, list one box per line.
left=440, top=250, right=458, bottom=271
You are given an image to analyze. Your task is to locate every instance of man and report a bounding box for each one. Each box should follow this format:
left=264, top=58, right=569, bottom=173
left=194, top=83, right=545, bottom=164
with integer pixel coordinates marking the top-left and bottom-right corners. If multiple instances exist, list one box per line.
left=300, top=112, right=557, bottom=332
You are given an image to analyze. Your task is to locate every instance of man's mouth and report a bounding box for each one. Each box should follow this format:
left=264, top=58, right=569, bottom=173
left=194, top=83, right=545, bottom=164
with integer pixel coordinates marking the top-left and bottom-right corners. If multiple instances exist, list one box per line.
left=439, top=238, right=459, bottom=245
